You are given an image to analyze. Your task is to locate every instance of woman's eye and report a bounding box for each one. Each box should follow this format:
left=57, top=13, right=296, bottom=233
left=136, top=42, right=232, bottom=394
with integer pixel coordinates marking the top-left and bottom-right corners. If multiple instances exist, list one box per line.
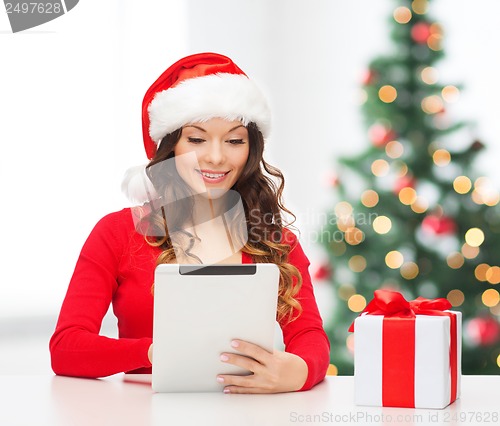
left=228, top=139, right=245, bottom=145
left=187, top=137, right=205, bottom=144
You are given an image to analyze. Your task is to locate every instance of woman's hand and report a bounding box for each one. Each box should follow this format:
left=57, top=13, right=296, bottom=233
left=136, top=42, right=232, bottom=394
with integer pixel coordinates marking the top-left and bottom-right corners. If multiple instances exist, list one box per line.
left=216, top=340, right=308, bottom=394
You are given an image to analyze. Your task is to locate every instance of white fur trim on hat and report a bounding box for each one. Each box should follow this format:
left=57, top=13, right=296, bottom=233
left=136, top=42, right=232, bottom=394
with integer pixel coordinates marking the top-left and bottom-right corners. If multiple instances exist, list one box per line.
left=121, top=164, right=158, bottom=205
left=147, top=73, right=271, bottom=143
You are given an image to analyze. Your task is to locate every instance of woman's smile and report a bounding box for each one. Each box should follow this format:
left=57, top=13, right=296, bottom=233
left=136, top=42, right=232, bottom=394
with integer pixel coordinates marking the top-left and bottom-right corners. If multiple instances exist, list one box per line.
left=196, top=169, right=231, bottom=184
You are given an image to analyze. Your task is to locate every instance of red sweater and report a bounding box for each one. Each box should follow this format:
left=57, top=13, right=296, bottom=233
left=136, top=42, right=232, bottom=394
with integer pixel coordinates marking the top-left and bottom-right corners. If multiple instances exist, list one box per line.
left=49, top=208, right=330, bottom=390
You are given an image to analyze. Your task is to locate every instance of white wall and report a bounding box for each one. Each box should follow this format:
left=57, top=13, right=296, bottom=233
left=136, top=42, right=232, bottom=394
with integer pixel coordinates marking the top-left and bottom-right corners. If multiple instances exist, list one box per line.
left=1, top=0, right=499, bottom=320
left=0, top=0, right=189, bottom=319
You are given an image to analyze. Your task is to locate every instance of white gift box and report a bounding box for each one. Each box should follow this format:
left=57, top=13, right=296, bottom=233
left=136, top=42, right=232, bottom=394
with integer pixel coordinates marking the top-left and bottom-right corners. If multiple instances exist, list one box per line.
left=354, top=312, right=462, bottom=409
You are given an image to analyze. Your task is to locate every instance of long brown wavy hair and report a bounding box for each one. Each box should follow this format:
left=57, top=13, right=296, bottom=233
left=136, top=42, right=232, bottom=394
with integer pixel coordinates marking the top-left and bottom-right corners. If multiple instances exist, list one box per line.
left=142, top=122, right=303, bottom=323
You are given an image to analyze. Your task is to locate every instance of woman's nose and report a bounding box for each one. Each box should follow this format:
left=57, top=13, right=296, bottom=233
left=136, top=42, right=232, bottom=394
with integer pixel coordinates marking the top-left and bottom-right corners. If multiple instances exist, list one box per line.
left=204, top=141, right=224, bottom=165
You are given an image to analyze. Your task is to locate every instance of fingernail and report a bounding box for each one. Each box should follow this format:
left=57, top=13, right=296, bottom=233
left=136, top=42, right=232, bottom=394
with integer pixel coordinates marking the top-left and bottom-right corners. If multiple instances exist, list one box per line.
left=220, top=354, right=229, bottom=362
left=216, top=376, right=224, bottom=383
left=230, top=340, right=239, bottom=348
left=223, top=388, right=231, bottom=394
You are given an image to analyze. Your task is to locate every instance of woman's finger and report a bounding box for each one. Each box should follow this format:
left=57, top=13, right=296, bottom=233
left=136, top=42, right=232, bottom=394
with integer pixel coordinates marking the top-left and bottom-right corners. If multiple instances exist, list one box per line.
left=216, top=373, right=255, bottom=389
left=219, top=352, right=261, bottom=373
left=229, top=339, right=272, bottom=364
left=222, top=385, right=274, bottom=394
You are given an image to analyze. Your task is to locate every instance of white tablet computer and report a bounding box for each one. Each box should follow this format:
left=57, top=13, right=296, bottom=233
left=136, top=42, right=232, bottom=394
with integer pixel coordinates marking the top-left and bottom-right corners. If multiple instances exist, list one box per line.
left=152, top=263, right=279, bottom=393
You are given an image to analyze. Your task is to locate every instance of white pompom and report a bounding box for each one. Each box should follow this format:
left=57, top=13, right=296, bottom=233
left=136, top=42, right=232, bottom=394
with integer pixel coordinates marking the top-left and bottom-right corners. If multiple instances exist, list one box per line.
left=121, top=164, right=159, bottom=205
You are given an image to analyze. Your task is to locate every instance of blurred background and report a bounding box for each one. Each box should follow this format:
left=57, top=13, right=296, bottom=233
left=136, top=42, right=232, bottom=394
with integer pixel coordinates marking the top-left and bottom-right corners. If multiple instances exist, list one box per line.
left=1, top=0, right=499, bottom=374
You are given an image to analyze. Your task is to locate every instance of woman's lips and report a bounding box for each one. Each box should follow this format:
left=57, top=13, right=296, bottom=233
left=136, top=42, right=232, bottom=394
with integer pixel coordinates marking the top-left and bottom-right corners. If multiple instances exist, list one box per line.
left=196, top=169, right=230, bottom=184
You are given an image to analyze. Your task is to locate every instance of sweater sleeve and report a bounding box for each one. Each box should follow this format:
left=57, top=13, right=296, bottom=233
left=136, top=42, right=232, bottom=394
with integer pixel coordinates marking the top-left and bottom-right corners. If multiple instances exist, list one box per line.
left=280, top=230, right=331, bottom=391
left=49, top=211, right=152, bottom=378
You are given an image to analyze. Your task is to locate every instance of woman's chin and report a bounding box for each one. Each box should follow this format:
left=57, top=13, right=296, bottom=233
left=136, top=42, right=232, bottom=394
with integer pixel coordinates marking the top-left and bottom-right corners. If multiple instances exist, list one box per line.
left=204, top=187, right=229, bottom=199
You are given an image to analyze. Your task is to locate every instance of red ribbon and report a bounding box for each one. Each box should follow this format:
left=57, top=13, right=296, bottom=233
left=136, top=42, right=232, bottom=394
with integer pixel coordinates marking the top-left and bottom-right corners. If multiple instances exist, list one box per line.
left=350, top=290, right=458, bottom=407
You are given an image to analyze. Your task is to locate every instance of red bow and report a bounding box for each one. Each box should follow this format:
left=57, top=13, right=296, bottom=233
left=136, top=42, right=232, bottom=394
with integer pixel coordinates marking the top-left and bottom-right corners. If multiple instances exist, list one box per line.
left=349, top=289, right=452, bottom=332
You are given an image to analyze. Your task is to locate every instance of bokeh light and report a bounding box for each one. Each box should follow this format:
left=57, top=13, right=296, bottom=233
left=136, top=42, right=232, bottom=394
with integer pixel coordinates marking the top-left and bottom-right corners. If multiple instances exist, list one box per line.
left=345, top=227, right=364, bottom=246
left=465, top=228, right=485, bottom=247
left=348, top=255, right=367, bottom=273
left=373, top=216, right=392, bottom=234
left=394, top=6, right=412, bottom=24
left=371, top=159, right=390, bottom=176
left=471, top=189, right=482, bottom=205
left=475, top=263, right=490, bottom=282
left=442, top=85, right=460, bottom=103
left=385, top=250, right=404, bottom=269
left=327, top=364, right=338, bottom=376
left=399, top=187, right=418, bottom=205
left=411, top=196, right=429, bottom=214
left=412, top=0, right=428, bottom=14
left=330, top=240, right=347, bottom=256
left=369, top=123, right=395, bottom=147
left=482, top=289, right=500, bottom=308
left=461, top=243, right=479, bottom=259
left=422, top=95, right=444, bottom=114
left=401, top=261, right=419, bottom=279
left=379, top=85, right=398, bottom=103
left=447, top=289, right=465, bottom=307
left=411, top=22, right=431, bottom=43
left=335, top=201, right=355, bottom=232
left=432, top=148, right=451, bottom=166
left=428, top=24, right=443, bottom=51
left=385, top=140, right=404, bottom=159
left=486, top=266, right=500, bottom=285
left=446, top=252, right=464, bottom=269
left=430, top=23, right=443, bottom=35
left=484, top=193, right=500, bottom=207
left=335, top=201, right=353, bottom=217
left=428, top=33, right=443, bottom=51
left=337, top=215, right=355, bottom=232
left=453, top=176, right=472, bottom=194
left=473, top=177, right=500, bottom=206
left=361, top=189, right=379, bottom=208
left=394, top=161, right=409, bottom=177
left=421, top=66, right=438, bottom=84
left=348, top=294, right=367, bottom=312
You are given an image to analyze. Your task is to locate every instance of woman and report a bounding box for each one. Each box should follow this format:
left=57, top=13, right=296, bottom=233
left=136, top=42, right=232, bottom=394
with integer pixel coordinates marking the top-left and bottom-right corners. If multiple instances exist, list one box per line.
left=50, top=52, right=330, bottom=393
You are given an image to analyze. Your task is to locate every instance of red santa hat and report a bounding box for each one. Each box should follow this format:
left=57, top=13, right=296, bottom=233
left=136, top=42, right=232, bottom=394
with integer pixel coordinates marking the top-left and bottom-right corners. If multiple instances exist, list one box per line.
left=142, top=52, right=271, bottom=159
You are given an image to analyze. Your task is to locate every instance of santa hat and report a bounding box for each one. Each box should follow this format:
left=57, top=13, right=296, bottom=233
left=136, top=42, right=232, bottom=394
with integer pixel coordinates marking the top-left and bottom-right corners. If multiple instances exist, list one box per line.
left=123, top=52, right=271, bottom=205
left=142, top=52, right=271, bottom=159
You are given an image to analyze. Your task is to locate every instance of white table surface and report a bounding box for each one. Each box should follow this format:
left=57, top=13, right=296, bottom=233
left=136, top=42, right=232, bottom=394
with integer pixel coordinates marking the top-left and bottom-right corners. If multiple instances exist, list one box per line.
left=0, top=375, right=498, bottom=426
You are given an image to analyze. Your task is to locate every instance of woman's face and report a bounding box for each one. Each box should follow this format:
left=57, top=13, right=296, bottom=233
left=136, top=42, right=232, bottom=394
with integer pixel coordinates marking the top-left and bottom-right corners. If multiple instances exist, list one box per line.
left=173, top=118, right=250, bottom=197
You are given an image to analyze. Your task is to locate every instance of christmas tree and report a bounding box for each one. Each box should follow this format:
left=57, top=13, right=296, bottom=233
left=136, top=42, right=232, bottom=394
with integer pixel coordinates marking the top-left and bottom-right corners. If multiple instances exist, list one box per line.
left=321, top=0, right=500, bottom=375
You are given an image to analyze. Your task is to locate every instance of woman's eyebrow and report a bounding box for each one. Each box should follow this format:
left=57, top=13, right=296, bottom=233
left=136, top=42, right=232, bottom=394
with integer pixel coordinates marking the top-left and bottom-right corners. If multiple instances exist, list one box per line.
left=228, top=125, right=245, bottom=132
left=184, top=125, right=207, bottom=132
left=184, top=124, right=245, bottom=133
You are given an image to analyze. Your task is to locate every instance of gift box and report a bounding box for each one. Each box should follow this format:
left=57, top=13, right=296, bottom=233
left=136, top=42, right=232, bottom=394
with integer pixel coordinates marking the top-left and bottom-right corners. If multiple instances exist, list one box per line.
left=351, top=290, right=462, bottom=409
